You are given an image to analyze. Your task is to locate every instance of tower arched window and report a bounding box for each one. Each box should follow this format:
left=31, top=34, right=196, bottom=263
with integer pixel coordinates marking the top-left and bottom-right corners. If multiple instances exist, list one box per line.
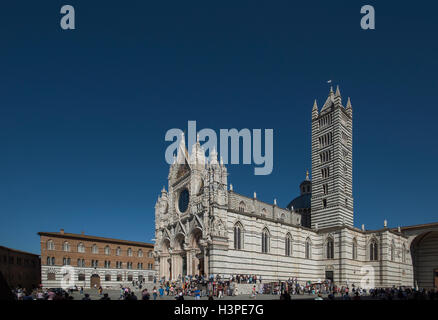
left=326, top=237, right=334, bottom=259
left=305, top=238, right=312, bottom=259
left=352, top=238, right=358, bottom=260
left=138, top=249, right=143, bottom=258
left=261, top=228, right=270, bottom=253
left=116, top=247, right=121, bottom=256
left=369, top=239, right=378, bottom=261
left=234, top=223, right=243, bottom=250
left=104, top=246, right=111, bottom=255
left=127, top=248, right=132, bottom=257
left=92, top=244, right=98, bottom=254
left=285, top=234, right=292, bottom=256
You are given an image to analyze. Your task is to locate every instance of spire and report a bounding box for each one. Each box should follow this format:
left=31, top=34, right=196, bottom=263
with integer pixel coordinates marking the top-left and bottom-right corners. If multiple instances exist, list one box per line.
left=330, top=86, right=334, bottom=95
left=346, top=97, right=352, bottom=109
left=312, top=99, right=319, bottom=119
left=335, top=85, right=341, bottom=97
left=176, top=131, right=188, bottom=165
left=210, top=148, right=218, bottom=165
left=305, top=170, right=310, bottom=181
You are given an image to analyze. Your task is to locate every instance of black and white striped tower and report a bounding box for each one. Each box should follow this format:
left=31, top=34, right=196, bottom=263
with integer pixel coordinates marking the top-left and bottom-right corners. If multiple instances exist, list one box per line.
left=310, top=86, right=353, bottom=229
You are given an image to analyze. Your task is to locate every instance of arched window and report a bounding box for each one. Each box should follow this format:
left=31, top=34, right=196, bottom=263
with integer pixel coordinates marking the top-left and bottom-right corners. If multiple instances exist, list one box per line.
left=116, top=247, right=121, bottom=256
left=63, top=241, right=70, bottom=252
left=104, top=246, right=111, bottom=255
left=261, top=208, right=267, bottom=217
left=261, top=228, right=270, bottom=253
left=127, top=248, right=132, bottom=257
left=390, top=240, right=395, bottom=261
left=369, top=239, right=378, bottom=261
left=234, top=223, right=243, bottom=250
left=326, top=237, right=334, bottom=259
left=138, top=249, right=143, bottom=257
left=92, top=244, right=98, bottom=254
left=46, top=257, right=51, bottom=265
left=51, top=257, right=55, bottom=265
left=280, top=213, right=285, bottom=221
left=352, top=238, right=358, bottom=260
left=77, top=243, right=85, bottom=253
left=285, top=234, right=292, bottom=256
left=305, top=238, right=312, bottom=259
left=238, top=201, right=246, bottom=213
left=47, top=240, right=55, bottom=250
left=402, top=244, right=406, bottom=263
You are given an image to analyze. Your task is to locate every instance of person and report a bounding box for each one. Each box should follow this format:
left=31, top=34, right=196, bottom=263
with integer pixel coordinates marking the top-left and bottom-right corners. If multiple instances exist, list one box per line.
left=142, top=289, right=150, bottom=300
left=159, top=286, right=164, bottom=298
left=152, top=287, right=158, bottom=300
left=82, top=293, right=91, bottom=301
left=175, top=291, right=184, bottom=301
left=100, top=293, right=110, bottom=300
left=194, top=287, right=201, bottom=300
left=80, top=286, right=84, bottom=295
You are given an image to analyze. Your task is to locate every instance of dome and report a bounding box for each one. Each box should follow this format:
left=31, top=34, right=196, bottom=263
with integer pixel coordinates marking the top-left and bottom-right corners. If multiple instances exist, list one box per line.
left=287, top=193, right=311, bottom=210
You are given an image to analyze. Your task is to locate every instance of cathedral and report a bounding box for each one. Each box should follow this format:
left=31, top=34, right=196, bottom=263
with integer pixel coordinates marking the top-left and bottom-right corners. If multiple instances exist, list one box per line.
left=154, top=87, right=438, bottom=289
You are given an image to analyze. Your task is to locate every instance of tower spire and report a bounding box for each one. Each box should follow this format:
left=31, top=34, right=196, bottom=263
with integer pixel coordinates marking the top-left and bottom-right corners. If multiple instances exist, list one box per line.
left=312, top=99, right=319, bottom=119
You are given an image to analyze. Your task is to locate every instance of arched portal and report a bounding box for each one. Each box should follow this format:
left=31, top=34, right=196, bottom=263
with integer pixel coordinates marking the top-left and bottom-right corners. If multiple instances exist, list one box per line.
left=90, top=274, right=100, bottom=288
left=190, top=228, right=204, bottom=276
left=411, top=231, right=438, bottom=289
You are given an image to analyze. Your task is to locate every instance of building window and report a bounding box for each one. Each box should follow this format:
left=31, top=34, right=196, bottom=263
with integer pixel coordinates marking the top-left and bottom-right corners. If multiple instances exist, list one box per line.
left=63, top=257, right=71, bottom=265
left=47, top=240, right=55, bottom=250
left=323, top=184, right=328, bottom=195
left=127, top=248, right=132, bottom=257
left=127, top=275, right=133, bottom=282
left=104, top=260, right=111, bottom=268
left=77, top=243, right=85, bottom=253
left=63, top=241, right=70, bottom=252
left=104, top=246, right=111, bottom=255
left=117, top=274, right=122, bottom=281
left=105, top=274, right=111, bottom=281
left=51, top=257, right=55, bottom=265
left=92, top=244, right=98, bottom=254
left=390, top=241, right=395, bottom=261
left=137, top=262, right=143, bottom=269
left=138, top=249, right=143, bottom=258
left=326, top=238, right=334, bottom=259
left=91, top=259, right=99, bottom=267
left=238, top=201, right=246, bottom=213
left=148, top=263, right=153, bottom=270
left=305, top=238, right=311, bottom=259
left=352, top=238, right=358, bottom=260
left=234, top=223, right=243, bottom=250
left=47, top=273, right=56, bottom=281
left=148, top=251, right=153, bottom=258
left=47, top=257, right=51, bottom=265
left=285, top=234, right=292, bottom=256
left=261, top=228, right=270, bottom=253
left=323, top=199, right=327, bottom=209
left=370, top=239, right=378, bottom=261
left=78, top=274, right=85, bottom=281
left=116, top=247, right=121, bottom=256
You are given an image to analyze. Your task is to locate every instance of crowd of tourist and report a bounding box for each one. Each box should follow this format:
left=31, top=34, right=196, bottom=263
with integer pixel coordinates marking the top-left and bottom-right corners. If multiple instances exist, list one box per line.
left=8, top=278, right=438, bottom=301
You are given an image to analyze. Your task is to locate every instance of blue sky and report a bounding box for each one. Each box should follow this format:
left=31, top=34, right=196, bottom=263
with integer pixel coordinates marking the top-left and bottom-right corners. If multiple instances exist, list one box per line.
left=1, top=1, right=437, bottom=254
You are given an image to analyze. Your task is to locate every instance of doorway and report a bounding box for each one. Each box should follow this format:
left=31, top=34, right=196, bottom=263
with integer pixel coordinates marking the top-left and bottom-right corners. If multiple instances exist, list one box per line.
left=325, top=271, right=334, bottom=282
left=90, top=274, right=100, bottom=288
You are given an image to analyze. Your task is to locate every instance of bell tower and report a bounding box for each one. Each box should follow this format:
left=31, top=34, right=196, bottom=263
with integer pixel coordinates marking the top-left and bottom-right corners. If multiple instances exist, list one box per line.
left=310, top=86, right=353, bottom=229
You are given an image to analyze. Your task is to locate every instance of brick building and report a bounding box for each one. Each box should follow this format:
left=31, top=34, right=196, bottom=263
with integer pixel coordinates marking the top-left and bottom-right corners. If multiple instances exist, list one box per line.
left=38, top=229, right=156, bottom=289
left=0, top=245, right=41, bottom=291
